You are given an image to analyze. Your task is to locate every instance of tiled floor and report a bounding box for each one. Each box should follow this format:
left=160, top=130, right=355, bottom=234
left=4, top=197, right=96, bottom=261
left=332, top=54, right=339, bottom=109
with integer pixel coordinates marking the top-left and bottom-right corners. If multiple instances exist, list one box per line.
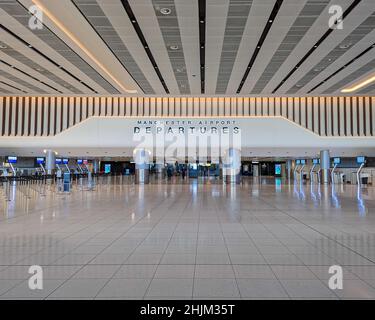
left=0, top=176, right=375, bottom=299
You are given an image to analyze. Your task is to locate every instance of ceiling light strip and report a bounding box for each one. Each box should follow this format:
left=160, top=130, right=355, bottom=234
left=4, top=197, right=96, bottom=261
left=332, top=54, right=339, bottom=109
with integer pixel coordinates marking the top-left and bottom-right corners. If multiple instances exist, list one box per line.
left=0, top=24, right=97, bottom=94
left=120, top=0, right=169, bottom=94
left=341, top=75, right=375, bottom=93
left=308, top=43, right=375, bottom=93
left=71, top=0, right=149, bottom=94
left=31, top=0, right=137, bottom=94
left=236, top=0, right=284, bottom=94
left=272, top=0, right=362, bottom=94
left=198, top=0, right=206, bottom=94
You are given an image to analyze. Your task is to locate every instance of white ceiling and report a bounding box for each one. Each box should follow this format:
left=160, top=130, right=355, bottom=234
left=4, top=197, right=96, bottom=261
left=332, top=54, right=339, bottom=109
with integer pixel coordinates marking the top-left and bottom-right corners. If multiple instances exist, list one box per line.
left=0, top=0, right=373, bottom=97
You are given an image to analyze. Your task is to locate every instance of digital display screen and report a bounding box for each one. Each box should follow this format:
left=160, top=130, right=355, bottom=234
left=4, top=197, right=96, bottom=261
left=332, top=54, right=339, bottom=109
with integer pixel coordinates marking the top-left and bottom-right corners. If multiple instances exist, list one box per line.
left=190, top=164, right=198, bottom=170
left=55, top=158, right=62, bottom=164
left=7, top=156, right=17, bottom=163
left=357, top=156, right=365, bottom=164
left=333, top=157, right=341, bottom=164
left=104, top=164, right=111, bottom=174
left=296, top=160, right=301, bottom=165
left=63, top=159, right=69, bottom=164
left=313, top=159, right=320, bottom=164
left=275, top=164, right=281, bottom=175
left=36, top=157, right=45, bottom=164
left=83, top=160, right=88, bottom=165
left=77, top=159, right=83, bottom=165
left=300, top=159, right=306, bottom=165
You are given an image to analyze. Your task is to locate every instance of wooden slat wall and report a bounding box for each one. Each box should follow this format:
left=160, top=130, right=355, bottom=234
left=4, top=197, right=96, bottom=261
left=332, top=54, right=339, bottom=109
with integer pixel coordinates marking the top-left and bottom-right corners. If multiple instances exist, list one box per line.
left=0, top=96, right=374, bottom=137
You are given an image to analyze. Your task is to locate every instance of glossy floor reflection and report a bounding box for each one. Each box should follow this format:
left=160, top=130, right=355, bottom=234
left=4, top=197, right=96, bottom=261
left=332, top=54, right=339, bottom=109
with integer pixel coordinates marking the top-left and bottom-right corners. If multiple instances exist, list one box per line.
left=0, top=176, right=375, bottom=299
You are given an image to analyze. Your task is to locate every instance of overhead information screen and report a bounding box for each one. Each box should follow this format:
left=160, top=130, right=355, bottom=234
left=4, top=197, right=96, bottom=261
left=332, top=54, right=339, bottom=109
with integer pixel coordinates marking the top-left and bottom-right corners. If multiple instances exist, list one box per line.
left=77, top=159, right=83, bottom=165
left=7, top=156, right=17, bottom=163
left=333, top=157, right=341, bottom=164
left=56, top=158, right=62, bottom=164
left=357, top=156, right=366, bottom=164
left=36, top=157, right=45, bottom=164
left=63, top=159, right=69, bottom=164
left=313, top=159, right=320, bottom=164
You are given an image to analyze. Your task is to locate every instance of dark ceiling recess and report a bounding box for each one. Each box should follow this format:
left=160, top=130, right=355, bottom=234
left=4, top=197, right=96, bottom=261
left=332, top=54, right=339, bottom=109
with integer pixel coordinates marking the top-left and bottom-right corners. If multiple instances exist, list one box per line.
left=120, top=0, right=169, bottom=94
left=0, top=80, right=27, bottom=93
left=0, top=59, right=62, bottom=93
left=198, top=0, right=206, bottom=94
left=308, top=43, right=375, bottom=93
left=272, top=0, right=362, bottom=94
left=236, top=0, right=283, bottom=94
left=0, top=24, right=97, bottom=94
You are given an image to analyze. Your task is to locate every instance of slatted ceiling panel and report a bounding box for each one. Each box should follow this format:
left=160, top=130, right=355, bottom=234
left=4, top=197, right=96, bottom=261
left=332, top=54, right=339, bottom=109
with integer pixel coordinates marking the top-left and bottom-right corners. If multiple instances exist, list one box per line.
left=242, top=97, right=248, bottom=116
left=0, top=96, right=374, bottom=136
left=315, top=97, right=320, bottom=134
left=161, top=97, right=167, bottom=116
left=112, top=97, right=117, bottom=117
left=10, top=97, right=15, bottom=136
left=338, top=97, right=344, bottom=136
left=299, top=97, right=305, bottom=128
left=352, top=97, right=357, bottom=136
left=16, top=97, right=20, bottom=135
left=92, top=97, right=98, bottom=116
left=365, top=97, right=371, bottom=136
left=42, top=98, right=47, bottom=136
left=319, top=97, right=325, bottom=136
left=372, top=97, right=375, bottom=135
left=286, top=97, right=292, bottom=121
left=358, top=97, right=364, bottom=136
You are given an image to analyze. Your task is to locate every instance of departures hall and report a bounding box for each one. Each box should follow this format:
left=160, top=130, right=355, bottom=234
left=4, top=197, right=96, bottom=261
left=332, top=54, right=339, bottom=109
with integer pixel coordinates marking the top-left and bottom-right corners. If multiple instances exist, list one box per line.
left=0, top=0, right=375, bottom=302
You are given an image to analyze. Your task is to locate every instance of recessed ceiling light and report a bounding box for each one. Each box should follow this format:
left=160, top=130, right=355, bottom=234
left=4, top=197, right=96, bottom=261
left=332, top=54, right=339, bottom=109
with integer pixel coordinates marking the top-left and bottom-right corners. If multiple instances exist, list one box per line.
left=160, top=8, right=171, bottom=15
left=296, top=84, right=302, bottom=88
left=169, top=45, right=179, bottom=50
left=0, top=44, right=7, bottom=49
left=313, top=68, right=322, bottom=72
left=339, top=43, right=351, bottom=49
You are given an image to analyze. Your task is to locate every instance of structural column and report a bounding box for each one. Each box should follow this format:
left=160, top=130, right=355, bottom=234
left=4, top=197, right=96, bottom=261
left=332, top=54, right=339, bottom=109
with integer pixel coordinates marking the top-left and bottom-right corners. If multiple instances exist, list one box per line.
left=93, top=159, right=100, bottom=174
left=286, top=159, right=293, bottom=181
left=222, top=148, right=241, bottom=184
left=45, top=150, right=56, bottom=175
left=154, top=163, right=165, bottom=179
left=133, top=148, right=150, bottom=184
left=320, top=150, right=330, bottom=184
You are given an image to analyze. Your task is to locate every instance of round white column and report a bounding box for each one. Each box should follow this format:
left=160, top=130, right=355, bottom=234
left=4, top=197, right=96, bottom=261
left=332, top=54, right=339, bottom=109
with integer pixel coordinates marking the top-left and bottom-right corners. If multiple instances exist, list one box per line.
left=222, top=148, right=241, bottom=184
left=320, top=150, right=331, bottom=184
left=133, top=149, right=151, bottom=184
left=45, top=150, right=56, bottom=175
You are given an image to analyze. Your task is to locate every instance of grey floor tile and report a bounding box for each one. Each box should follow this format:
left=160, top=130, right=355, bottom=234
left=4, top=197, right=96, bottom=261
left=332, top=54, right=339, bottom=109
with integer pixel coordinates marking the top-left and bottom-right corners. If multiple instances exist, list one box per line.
left=237, top=279, right=288, bottom=298
left=193, top=279, right=240, bottom=298
left=48, top=279, right=108, bottom=298
left=233, top=265, right=276, bottom=279
left=97, top=279, right=151, bottom=298
left=146, top=279, right=193, bottom=297
left=280, top=280, right=337, bottom=298
left=154, top=265, right=195, bottom=279
left=195, top=264, right=235, bottom=278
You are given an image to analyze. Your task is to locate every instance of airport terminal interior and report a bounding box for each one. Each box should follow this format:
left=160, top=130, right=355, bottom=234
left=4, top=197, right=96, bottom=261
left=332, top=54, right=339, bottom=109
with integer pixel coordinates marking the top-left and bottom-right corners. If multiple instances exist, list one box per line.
left=1, top=0, right=375, bottom=300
